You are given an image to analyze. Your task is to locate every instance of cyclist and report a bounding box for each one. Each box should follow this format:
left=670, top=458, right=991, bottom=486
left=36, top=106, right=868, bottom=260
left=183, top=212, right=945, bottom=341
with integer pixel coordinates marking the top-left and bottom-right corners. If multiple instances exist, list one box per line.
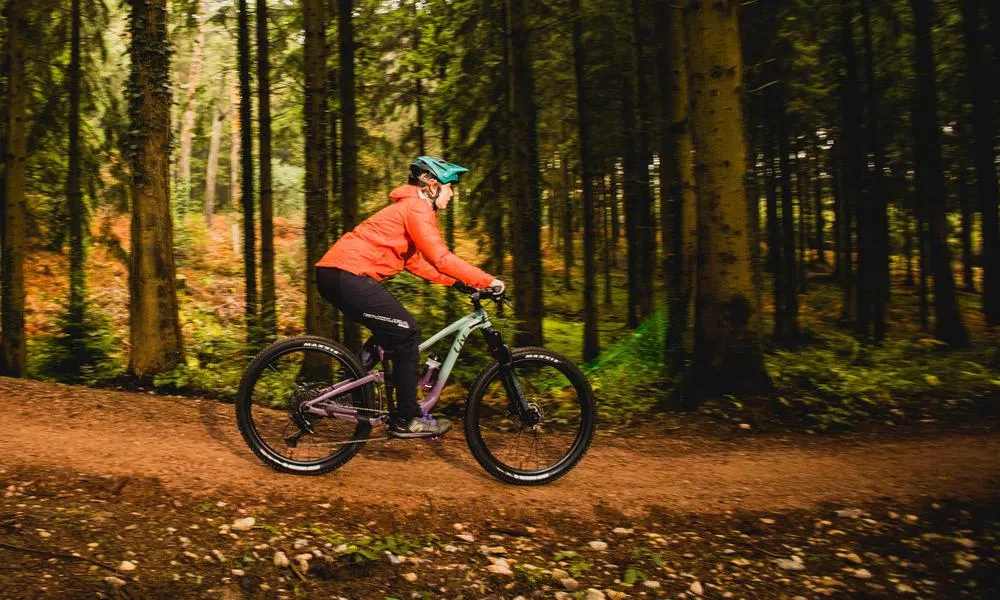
left=316, top=156, right=504, bottom=438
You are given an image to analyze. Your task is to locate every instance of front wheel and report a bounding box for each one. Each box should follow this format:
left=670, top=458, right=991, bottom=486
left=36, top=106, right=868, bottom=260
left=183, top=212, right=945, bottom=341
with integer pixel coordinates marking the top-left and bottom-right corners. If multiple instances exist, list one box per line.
left=464, top=347, right=596, bottom=485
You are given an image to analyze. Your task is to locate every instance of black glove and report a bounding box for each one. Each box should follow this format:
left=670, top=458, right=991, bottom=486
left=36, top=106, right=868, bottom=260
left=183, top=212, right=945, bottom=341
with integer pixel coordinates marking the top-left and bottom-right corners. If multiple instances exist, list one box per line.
left=452, top=281, right=477, bottom=295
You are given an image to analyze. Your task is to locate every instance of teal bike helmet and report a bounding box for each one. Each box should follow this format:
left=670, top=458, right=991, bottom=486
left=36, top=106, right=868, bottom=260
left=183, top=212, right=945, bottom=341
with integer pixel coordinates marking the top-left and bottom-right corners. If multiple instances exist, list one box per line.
left=409, top=156, right=469, bottom=185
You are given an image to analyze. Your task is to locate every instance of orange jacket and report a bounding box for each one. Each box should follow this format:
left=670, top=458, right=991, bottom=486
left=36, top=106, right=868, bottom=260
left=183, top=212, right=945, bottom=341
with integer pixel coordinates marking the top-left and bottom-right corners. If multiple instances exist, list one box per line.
left=316, top=185, right=494, bottom=288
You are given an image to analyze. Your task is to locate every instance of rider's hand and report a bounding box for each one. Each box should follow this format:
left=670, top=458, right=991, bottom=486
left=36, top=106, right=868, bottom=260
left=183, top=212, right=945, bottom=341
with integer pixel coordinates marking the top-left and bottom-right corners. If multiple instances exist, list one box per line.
left=452, top=281, right=476, bottom=295
left=487, top=279, right=506, bottom=297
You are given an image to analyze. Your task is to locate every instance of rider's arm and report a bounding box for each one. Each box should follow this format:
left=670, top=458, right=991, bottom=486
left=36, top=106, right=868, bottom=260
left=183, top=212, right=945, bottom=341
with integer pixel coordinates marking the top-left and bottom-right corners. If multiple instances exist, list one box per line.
left=404, top=202, right=494, bottom=288
left=404, top=251, right=456, bottom=286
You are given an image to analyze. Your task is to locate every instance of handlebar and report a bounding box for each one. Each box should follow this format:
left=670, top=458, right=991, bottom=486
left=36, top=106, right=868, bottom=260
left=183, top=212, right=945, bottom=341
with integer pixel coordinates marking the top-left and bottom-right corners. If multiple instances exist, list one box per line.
left=454, top=283, right=506, bottom=306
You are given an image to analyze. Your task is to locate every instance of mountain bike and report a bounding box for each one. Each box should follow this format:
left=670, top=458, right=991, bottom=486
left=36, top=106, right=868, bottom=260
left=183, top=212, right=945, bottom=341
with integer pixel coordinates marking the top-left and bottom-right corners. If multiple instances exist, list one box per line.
left=235, top=287, right=596, bottom=485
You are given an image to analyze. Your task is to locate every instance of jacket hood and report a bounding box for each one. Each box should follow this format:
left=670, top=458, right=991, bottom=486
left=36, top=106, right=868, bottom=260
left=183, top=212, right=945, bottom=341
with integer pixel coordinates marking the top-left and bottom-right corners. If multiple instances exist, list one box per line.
left=389, top=185, right=421, bottom=203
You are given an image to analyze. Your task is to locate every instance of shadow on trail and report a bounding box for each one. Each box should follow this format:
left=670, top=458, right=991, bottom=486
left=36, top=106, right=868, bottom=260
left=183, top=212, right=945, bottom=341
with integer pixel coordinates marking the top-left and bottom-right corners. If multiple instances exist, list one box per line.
left=197, top=397, right=259, bottom=468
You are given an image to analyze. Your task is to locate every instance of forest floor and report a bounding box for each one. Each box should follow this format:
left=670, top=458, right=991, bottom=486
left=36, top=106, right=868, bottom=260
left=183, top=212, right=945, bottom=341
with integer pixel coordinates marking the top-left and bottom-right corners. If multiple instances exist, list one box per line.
left=1, top=377, right=998, bottom=599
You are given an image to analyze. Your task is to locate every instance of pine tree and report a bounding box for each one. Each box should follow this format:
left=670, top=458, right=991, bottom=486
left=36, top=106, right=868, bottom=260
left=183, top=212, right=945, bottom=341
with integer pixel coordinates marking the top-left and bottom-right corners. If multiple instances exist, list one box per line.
left=1, top=0, right=28, bottom=376
left=506, top=0, right=544, bottom=346
left=237, top=0, right=258, bottom=344
left=258, top=0, right=276, bottom=341
left=304, top=0, right=331, bottom=344
left=126, top=0, right=185, bottom=378
left=685, top=0, right=769, bottom=397
left=910, top=0, right=968, bottom=345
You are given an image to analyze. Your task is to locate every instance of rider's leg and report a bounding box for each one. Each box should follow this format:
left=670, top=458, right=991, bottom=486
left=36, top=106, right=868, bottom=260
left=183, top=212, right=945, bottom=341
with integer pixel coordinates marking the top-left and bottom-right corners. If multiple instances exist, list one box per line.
left=316, top=267, right=422, bottom=421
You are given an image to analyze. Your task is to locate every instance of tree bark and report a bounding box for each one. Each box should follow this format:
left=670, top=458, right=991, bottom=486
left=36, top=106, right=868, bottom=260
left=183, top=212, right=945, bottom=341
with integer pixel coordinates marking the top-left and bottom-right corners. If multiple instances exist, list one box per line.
left=960, top=0, right=999, bottom=323
left=204, top=97, right=224, bottom=226
left=812, top=141, right=825, bottom=264
left=918, top=216, right=929, bottom=330
left=630, top=0, right=654, bottom=321
left=506, top=0, right=544, bottom=346
left=571, top=0, right=598, bottom=361
left=228, top=76, right=240, bottom=210
left=304, top=0, right=331, bottom=344
left=609, top=161, right=620, bottom=266
left=959, top=172, right=975, bottom=291
left=561, top=151, right=573, bottom=290
left=861, top=0, right=888, bottom=341
left=911, top=0, right=968, bottom=345
left=656, top=0, right=696, bottom=371
left=176, top=0, right=208, bottom=216
left=68, top=0, right=85, bottom=328
left=327, top=64, right=341, bottom=342
left=775, top=80, right=799, bottom=343
left=1, top=0, right=28, bottom=376
left=904, top=209, right=915, bottom=287
left=622, top=77, right=641, bottom=329
left=602, top=173, right=612, bottom=307
left=339, top=0, right=360, bottom=350
left=764, top=141, right=779, bottom=274
left=126, top=0, right=185, bottom=378
left=685, top=0, right=768, bottom=397
left=796, top=152, right=807, bottom=293
left=237, top=0, right=258, bottom=342
left=838, top=0, right=862, bottom=325
left=258, top=0, right=276, bottom=342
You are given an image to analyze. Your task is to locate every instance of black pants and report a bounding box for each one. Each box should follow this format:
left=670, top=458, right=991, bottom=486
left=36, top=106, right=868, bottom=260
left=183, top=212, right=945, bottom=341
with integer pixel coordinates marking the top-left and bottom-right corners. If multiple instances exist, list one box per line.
left=317, top=267, right=422, bottom=420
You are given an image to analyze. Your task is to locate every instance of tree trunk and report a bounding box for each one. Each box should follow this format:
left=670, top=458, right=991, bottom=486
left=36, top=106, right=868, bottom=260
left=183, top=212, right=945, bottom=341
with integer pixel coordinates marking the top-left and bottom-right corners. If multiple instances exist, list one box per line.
left=126, top=0, right=185, bottom=378
left=204, top=98, right=224, bottom=226
left=960, top=0, right=999, bottom=323
left=258, top=0, right=276, bottom=342
left=176, top=0, right=207, bottom=217
left=776, top=81, right=799, bottom=343
left=1, top=0, right=28, bottom=376
left=561, top=152, right=573, bottom=290
left=904, top=209, right=914, bottom=287
left=796, top=153, right=807, bottom=293
left=229, top=76, right=240, bottom=210
left=656, top=0, right=696, bottom=372
left=339, top=0, right=361, bottom=350
left=838, top=0, right=861, bottom=325
left=237, top=0, right=257, bottom=343
left=685, top=0, right=769, bottom=397
left=571, top=0, right=598, bottom=361
left=959, top=172, right=975, bottom=291
left=911, top=0, right=968, bottom=345
left=862, top=0, right=888, bottom=341
left=304, top=0, right=331, bottom=345
left=609, top=161, right=620, bottom=265
left=813, top=141, right=825, bottom=264
left=602, top=173, right=613, bottom=307
left=506, top=0, right=544, bottom=346
left=68, top=0, right=85, bottom=329
left=764, top=140, right=779, bottom=274
left=622, top=77, right=641, bottom=329
left=918, top=216, right=929, bottom=330
left=327, top=65, right=341, bottom=342
left=831, top=146, right=842, bottom=278
left=630, top=0, right=654, bottom=321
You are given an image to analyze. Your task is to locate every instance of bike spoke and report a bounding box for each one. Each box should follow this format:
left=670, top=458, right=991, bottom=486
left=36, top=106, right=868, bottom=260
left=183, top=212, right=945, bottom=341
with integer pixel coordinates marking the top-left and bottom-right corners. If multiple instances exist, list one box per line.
left=475, top=357, right=589, bottom=477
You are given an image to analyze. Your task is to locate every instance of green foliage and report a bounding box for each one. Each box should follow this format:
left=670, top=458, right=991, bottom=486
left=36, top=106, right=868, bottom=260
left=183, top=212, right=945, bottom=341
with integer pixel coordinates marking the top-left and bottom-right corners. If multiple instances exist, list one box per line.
left=152, top=308, right=247, bottom=397
left=28, top=298, right=124, bottom=385
left=765, top=328, right=999, bottom=430
left=584, top=309, right=669, bottom=421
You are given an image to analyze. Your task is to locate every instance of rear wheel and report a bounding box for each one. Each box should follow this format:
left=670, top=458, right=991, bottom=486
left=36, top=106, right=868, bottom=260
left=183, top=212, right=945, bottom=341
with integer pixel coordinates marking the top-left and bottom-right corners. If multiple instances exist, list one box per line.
left=464, top=347, right=596, bottom=485
left=236, top=336, right=377, bottom=475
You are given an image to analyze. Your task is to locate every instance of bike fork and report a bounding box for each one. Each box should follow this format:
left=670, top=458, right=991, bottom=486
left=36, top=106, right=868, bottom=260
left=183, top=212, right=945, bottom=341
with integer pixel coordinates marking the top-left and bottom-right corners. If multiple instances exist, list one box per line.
left=482, top=328, right=538, bottom=425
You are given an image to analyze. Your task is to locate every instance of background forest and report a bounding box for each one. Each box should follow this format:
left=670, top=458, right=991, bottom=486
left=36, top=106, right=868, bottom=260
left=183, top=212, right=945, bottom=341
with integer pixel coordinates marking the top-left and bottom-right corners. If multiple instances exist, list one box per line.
left=1, top=0, right=998, bottom=431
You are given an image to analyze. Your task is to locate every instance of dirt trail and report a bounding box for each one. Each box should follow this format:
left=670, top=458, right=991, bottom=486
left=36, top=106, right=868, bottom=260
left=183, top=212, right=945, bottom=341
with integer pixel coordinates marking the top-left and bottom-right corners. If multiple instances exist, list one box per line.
left=2, top=377, right=998, bottom=518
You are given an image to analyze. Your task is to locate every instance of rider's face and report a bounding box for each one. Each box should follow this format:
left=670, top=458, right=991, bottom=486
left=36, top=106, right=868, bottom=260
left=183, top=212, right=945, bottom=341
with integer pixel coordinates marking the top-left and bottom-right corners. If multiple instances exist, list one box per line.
left=435, top=183, right=453, bottom=209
